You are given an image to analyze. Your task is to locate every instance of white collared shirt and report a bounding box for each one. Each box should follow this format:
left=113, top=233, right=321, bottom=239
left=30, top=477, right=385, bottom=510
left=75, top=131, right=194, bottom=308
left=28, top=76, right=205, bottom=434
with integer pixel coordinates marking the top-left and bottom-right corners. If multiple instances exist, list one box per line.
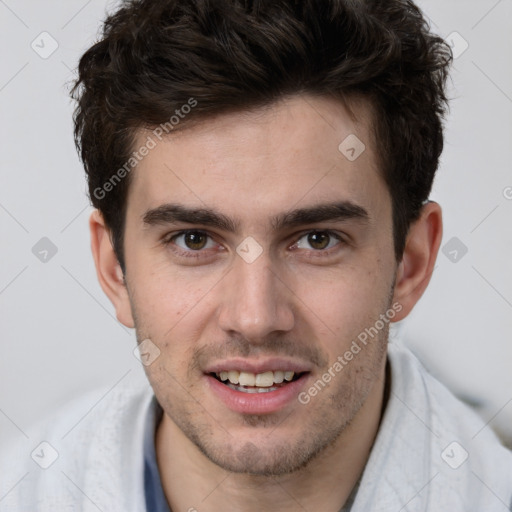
left=1, top=342, right=511, bottom=511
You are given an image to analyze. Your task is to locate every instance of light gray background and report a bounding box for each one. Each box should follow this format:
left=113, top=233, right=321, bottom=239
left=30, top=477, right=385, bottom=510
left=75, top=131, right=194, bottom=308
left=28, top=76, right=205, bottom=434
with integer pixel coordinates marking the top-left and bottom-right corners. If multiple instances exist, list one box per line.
left=1, top=0, right=511, bottom=451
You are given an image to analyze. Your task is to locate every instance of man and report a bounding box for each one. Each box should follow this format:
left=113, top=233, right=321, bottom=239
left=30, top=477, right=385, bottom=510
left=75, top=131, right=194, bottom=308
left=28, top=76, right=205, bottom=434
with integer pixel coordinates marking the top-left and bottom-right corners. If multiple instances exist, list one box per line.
left=1, top=0, right=511, bottom=510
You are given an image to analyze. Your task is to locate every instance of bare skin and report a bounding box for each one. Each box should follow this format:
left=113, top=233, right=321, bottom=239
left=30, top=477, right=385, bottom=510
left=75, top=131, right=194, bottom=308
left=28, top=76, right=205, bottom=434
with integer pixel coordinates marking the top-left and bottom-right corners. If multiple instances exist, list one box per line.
left=90, top=94, right=442, bottom=511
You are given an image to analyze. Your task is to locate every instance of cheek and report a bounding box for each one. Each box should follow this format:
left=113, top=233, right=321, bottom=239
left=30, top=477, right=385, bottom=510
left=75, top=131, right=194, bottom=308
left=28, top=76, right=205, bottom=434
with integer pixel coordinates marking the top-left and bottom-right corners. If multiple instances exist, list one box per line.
left=131, top=262, right=216, bottom=326
left=290, top=260, right=393, bottom=346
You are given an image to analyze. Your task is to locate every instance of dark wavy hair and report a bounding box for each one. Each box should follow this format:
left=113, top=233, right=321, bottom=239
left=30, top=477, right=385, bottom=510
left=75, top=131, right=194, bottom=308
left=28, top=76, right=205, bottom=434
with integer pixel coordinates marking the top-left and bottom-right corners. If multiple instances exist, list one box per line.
left=71, top=0, right=452, bottom=272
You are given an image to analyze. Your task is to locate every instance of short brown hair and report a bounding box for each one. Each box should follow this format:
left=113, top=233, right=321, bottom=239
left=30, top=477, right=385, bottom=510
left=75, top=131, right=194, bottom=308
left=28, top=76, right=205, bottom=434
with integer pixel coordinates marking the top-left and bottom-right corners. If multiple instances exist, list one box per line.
left=71, top=0, right=452, bottom=271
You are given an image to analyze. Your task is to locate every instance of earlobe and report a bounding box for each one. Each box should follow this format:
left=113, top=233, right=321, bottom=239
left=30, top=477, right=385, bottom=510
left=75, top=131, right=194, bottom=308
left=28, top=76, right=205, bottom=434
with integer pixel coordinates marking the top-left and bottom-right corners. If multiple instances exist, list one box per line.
left=89, top=210, right=135, bottom=328
left=391, top=201, right=443, bottom=322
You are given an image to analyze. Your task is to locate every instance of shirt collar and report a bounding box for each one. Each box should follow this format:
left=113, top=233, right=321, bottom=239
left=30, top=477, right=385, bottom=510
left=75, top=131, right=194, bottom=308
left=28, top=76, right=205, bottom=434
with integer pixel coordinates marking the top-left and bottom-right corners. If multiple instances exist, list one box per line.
left=143, top=395, right=170, bottom=512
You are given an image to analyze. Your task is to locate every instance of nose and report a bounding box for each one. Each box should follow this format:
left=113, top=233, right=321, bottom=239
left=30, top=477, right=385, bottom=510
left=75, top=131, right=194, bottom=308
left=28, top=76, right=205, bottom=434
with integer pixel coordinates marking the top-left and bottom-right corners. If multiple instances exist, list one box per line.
left=217, top=250, right=295, bottom=343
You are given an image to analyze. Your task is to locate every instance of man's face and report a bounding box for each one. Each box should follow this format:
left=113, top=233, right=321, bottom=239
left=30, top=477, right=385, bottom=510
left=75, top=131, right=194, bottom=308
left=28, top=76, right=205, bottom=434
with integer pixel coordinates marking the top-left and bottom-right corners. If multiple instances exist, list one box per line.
left=123, top=95, right=397, bottom=476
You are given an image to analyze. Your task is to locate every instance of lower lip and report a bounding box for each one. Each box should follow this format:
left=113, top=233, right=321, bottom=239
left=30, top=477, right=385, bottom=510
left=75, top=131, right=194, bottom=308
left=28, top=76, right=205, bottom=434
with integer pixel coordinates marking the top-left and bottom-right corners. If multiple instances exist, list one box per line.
left=205, top=374, right=309, bottom=414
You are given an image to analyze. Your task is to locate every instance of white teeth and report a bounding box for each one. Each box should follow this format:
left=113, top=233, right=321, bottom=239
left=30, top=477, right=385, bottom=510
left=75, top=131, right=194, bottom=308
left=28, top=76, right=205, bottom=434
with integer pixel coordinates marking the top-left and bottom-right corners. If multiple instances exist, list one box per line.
left=238, top=371, right=256, bottom=387
left=227, top=370, right=240, bottom=384
left=216, top=370, right=297, bottom=387
left=284, top=371, right=295, bottom=382
left=227, top=383, right=279, bottom=393
left=255, top=371, right=274, bottom=387
left=273, top=370, right=284, bottom=383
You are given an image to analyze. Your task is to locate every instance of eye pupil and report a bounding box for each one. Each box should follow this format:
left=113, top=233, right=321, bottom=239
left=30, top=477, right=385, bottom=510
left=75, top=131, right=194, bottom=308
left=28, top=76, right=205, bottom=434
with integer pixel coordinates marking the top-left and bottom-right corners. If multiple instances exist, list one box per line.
left=308, top=232, right=330, bottom=250
left=185, top=231, right=207, bottom=250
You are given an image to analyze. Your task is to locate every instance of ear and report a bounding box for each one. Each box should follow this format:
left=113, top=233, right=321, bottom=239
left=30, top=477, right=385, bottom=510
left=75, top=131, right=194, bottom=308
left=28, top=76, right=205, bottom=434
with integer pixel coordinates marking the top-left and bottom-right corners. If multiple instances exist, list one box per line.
left=391, top=201, right=443, bottom=321
left=89, top=210, right=135, bottom=328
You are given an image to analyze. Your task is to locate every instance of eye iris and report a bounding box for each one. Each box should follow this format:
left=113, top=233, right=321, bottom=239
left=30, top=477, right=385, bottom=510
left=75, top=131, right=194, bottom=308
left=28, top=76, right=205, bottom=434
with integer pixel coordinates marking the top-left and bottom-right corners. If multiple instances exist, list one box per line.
left=308, top=232, right=330, bottom=250
left=185, top=232, right=207, bottom=250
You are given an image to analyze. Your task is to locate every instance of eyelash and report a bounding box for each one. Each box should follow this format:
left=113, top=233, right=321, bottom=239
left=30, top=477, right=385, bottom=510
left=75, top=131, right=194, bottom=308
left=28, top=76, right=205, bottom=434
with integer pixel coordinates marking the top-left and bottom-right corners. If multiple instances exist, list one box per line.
left=161, top=229, right=346, bottom=259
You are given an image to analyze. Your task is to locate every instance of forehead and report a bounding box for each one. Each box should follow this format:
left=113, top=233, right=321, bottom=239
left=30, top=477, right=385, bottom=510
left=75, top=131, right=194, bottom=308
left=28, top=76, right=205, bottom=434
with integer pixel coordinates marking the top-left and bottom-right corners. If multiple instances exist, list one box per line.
left=126, top=95, right=388, bottom=226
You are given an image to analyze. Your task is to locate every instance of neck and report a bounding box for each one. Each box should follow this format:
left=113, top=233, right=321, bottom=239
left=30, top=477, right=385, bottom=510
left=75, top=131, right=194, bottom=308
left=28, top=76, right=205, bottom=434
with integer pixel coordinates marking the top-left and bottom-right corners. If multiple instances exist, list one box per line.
left=156, top=364, right=388, bottom=511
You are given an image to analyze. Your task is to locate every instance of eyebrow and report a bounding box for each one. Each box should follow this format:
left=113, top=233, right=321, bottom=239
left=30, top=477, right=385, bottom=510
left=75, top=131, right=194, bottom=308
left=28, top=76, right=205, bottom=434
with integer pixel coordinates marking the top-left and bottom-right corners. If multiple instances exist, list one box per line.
left=142, top=201, right=370, bottom=233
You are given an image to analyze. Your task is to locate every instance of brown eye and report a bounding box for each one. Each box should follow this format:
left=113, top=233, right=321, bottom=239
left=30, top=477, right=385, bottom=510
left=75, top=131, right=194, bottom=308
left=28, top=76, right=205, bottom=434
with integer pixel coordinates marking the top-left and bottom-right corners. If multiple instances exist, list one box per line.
left=167, top=230, right=215, bottom=252
left=183, top=231, right=208, bottom=250
left=163, top=229, right=224, bottom=261
left=307, top=232, right=331, bottom=250
left=294, top=230, right=343, bottom=253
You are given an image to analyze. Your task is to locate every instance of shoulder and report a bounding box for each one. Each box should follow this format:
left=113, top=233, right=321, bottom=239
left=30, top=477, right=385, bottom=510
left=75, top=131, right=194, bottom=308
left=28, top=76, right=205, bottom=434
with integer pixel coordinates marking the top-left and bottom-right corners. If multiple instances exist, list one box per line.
left=0, top=378, right=154, bottom=511
left=387, top=342, right=512, bottom=508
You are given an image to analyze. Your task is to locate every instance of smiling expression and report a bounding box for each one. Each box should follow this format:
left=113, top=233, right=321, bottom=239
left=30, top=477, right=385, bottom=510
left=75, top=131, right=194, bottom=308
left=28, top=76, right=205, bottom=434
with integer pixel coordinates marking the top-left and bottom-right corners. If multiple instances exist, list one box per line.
left=120, top=94, right=398, bottom=475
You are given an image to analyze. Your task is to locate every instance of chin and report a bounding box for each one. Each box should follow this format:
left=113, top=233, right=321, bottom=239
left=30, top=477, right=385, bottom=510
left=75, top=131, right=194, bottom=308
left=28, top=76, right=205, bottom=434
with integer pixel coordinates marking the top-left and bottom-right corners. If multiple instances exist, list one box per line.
left=192, top=421, right=346, bottom=477
left=206, top=442, right=313, bottom=477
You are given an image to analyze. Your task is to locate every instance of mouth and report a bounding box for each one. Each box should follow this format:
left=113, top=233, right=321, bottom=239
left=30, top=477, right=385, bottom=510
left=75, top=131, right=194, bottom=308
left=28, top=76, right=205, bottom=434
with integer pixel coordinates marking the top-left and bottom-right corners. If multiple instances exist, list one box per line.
left=205, top=367, right=311, bottom=414
left=211, top=370, right=305, bottom=393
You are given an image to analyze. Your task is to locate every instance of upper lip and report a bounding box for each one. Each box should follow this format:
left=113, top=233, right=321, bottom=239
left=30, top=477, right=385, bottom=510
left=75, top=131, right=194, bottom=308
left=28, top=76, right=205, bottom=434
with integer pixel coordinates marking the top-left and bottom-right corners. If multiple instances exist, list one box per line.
left=204, top=358, right=313, bottom=375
